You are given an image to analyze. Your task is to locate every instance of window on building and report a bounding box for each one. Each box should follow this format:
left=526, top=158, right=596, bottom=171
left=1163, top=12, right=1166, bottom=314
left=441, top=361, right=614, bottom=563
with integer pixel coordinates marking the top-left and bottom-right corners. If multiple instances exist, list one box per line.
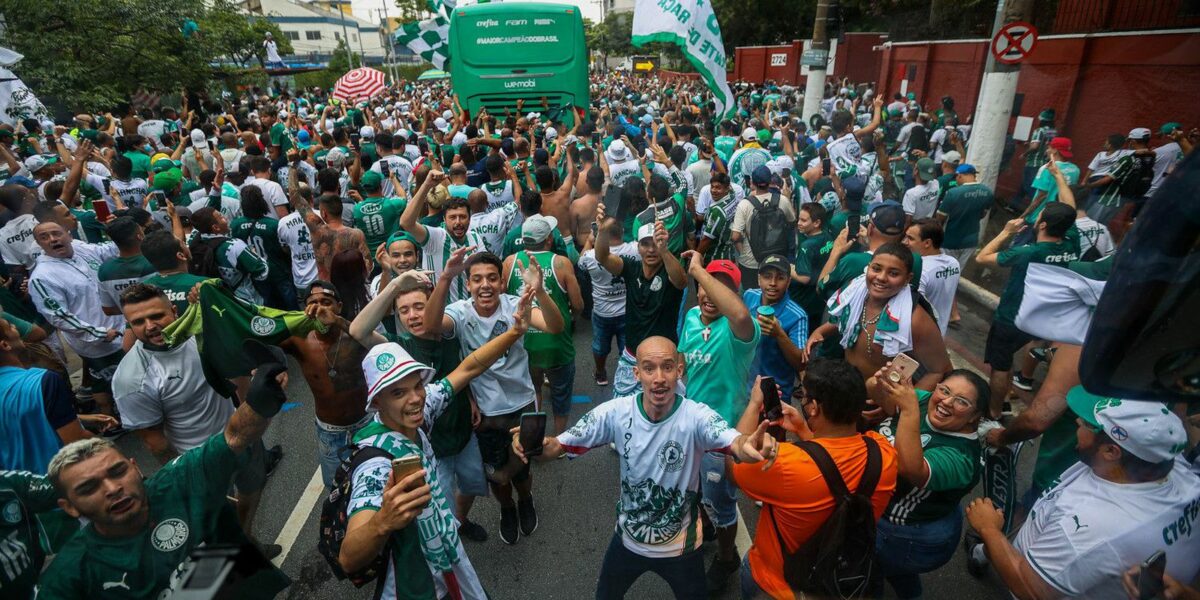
left=284, top=31, right=300, bottom=41
left=306, top=31, right=322, bottom=40
left=334, top=32, right=341, bottom=40
left=352, top=33, right=358, bottom=42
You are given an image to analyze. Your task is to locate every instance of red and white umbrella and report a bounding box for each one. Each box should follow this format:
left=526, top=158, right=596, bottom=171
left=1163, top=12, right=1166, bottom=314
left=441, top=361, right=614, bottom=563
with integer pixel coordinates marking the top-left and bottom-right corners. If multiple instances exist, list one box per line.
left=332, top=67, right=387, bottom=103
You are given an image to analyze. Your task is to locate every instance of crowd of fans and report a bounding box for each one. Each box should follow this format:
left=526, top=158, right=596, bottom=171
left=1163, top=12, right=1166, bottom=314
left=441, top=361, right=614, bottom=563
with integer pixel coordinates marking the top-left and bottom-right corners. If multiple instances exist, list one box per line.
left=0, top=69, right=1197, bottom=600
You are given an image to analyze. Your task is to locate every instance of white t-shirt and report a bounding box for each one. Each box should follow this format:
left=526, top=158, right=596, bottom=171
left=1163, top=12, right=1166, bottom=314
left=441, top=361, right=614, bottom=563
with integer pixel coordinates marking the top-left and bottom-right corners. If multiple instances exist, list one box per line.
left=444, top=294, right=535, bottom=415
left=687, top=159, right=712, bottom=196
left=1087, top=150, right=1130, bottom=178
left=556, top=394, right=739, bottom=558
left=264, top=39, right=282, bottom=63
left=1014, top=460, right=1200, bottom=600
left=579, top=242, right=639, bottom=318
left=1148, top=142, right=1183, bottom=195
left=112, top=338, right=235, bottom=453
left=369, top=155, right=415, bottom=198
left=902, top=179, right=941, bottom=219
left=480, top=179, right=514, bottom=214
left=826, top=132, right=864, bottom=179
left=110, top=178, right=149, bottom=209
left=468, top=201, right=518, bottom=256
left=277, top=212, right=317, bottom=289
left=608, top=159, right=641, bottom=191
left=695, top=182, right=745, bottom=217
left=245, top=176, right=288, bottom=209
left=0, top=213, right=39, bottom=268
left=1074, top=216, right=1114, bottom=259
left=916, top=252, right=960, bottom=335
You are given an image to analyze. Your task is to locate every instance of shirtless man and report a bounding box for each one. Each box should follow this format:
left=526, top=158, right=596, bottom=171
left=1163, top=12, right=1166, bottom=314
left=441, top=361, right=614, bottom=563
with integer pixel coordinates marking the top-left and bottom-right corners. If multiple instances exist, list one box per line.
left=535, top=149, right=577, bottom=246
left=569, top=165, right=604, bottom=250
left=280, top=280, right=372, bottom=486
left=312, top=192, right=369, bottom=281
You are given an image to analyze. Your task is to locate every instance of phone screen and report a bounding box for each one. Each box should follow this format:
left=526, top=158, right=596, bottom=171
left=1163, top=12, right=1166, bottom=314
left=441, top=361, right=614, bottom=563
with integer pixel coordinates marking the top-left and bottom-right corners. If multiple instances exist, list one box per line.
left=821, top=158, right=832, bottom=177
left=759, top=377, right=786, bottom=441
left=1138, top=551, right=1166, bottom=600
left=846, top=214, right=861, bottom=243
left=380, top=161, right=390, bottom=176
left=519, top=412, right=548, bottom=457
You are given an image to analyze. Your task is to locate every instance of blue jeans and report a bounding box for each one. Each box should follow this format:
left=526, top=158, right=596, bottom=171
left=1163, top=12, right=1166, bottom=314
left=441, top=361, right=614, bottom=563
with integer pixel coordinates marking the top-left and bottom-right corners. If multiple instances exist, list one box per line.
left=875, top=506, right=964, bottom=599
left=538, top=361, right=576, bottom=417
left=434, top=432, right=489, bottom=498
left=739, top=553, right=770, bottom=599
left=591, top=313, right=626, bottom=359
left=701, top=451, right=739, bottom=528
left=595, top=534, right=706, bottom=599
left=316, top=413, right=374, bottom=487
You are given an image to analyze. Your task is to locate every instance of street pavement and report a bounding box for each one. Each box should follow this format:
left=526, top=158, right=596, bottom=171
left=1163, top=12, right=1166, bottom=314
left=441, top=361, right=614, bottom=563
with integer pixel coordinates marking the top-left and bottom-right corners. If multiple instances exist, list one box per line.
left=112, top=293, right=1037, bottom=599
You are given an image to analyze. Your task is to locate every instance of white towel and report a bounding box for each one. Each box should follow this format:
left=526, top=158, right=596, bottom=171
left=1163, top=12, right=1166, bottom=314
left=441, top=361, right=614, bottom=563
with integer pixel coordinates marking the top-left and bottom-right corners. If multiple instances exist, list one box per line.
left=826, top=274, right=914, bottom=356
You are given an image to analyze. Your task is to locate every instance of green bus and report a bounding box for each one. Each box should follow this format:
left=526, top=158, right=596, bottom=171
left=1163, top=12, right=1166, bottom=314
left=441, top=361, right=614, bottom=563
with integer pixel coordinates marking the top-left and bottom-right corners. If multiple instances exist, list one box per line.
left=448, top=2, right=589, bottom=126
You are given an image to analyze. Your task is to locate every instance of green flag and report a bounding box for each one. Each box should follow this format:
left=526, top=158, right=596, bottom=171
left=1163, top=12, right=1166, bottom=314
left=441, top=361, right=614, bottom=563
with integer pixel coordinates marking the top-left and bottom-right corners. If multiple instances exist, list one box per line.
left=395, top=15, right=450, bottom=70
left=632, top=0, right=735, bottom=122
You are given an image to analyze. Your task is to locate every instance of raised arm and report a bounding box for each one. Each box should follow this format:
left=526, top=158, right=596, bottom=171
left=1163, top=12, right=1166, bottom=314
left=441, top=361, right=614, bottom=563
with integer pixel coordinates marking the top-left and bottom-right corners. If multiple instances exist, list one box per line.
left=422, top=245, right=471, bottom=335
left=592, top=204, right=624, bottom=276
left=656, top=221, right=688, bottom=290
left=682, top=250, right=754, bottom=341
left=521, top=259, right=564, bottom=334
left=400, top=170, right=441, bottom=244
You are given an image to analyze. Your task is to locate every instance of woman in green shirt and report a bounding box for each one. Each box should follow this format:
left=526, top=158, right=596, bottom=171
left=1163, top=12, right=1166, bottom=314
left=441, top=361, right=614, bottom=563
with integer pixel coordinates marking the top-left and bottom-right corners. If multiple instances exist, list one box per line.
left=871, top=367, right=989, bottom=600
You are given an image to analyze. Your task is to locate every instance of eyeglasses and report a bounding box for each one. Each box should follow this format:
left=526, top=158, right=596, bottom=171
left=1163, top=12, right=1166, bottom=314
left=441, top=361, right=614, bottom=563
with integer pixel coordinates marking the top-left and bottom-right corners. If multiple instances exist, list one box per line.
left=936, top=384, right=974, bottom=410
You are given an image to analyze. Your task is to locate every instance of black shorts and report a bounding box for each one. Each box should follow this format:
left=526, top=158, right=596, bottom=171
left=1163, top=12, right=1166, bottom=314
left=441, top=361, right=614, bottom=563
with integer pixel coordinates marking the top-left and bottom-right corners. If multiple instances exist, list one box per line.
left=82, top=350, right=124, bottom=394
left=985, top=320, right=1034, bottom=372
left=476, top=402, right=534, bottom=483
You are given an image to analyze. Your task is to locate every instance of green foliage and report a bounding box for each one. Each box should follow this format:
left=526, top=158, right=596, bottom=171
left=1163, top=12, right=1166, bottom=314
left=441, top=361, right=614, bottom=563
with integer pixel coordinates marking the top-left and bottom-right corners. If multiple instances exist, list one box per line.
left=0, top=0, right=292, bottom=111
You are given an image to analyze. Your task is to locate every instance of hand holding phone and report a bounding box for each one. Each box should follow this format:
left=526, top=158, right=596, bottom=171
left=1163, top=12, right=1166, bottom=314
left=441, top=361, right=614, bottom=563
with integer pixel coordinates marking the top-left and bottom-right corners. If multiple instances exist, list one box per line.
left=1137, top=551, right=1166, bottom=600
left=92, top=200, right=111, bottom=223
left=391, top=455, right=424, bottom=488
left=887, top=353, right=920, bottom=384
left=519, top=412, right=548, bottom=457
left=759, top=377, right=786, bottom=442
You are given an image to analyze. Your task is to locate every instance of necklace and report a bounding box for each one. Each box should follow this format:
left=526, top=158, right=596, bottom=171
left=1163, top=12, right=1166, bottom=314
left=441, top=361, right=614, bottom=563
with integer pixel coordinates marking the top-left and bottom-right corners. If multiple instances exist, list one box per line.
left=324, top=333, right=344, bottom=379
left=860, top=306, right=882, bottom=356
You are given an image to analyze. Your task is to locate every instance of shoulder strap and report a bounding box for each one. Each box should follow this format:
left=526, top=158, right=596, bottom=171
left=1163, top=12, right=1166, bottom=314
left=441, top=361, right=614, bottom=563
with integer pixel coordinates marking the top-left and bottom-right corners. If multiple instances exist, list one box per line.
left=796, top=440, right=850, bottom=498
left=346, top=446, right=393, bottom=472
left=856, top=436, right=883, bottom=498
left=748, top=194, right=766, bottom=212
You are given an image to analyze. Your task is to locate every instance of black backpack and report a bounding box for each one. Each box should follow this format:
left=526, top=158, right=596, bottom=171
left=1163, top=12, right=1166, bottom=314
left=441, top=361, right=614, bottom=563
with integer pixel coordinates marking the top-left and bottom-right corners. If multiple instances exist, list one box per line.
left=317, top=446, right=393, bottom=587
left=1119, top=152, right=1156, bottom=199
left=747, top=192, right=794, bottom=263
left=770, top=436, right=883, bottom=598
left=907, top=124, right=930, bottom=154
left=188, top=235, right=228, bottom=279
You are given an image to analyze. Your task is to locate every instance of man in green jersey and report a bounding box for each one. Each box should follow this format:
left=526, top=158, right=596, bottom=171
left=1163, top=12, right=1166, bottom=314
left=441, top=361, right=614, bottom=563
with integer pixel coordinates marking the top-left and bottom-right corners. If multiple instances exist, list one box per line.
left=39, top=353, right=293, bottom=599
left=696, top=173, right=738, bottom=262
left=96, top=217, right=155, bottom=316
left=140, top=230, right=208, bottom=315
left=352, top=171, right=408, bottom=257
left=229, top=187, right=294, bottom=310
left=504, top=216, right=584, bottom=435
left=936, top=163, right=994, bottom=269
left=790, top=202, right=832, bottom=334
left=0, top=470, right=77, bottom=599
left=676, top=252, right=760, bottom=593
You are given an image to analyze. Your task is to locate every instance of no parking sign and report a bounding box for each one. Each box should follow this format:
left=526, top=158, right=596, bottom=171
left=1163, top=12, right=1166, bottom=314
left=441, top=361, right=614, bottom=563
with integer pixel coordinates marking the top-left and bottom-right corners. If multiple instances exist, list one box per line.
left=991, top=21, right=1038, bottom=65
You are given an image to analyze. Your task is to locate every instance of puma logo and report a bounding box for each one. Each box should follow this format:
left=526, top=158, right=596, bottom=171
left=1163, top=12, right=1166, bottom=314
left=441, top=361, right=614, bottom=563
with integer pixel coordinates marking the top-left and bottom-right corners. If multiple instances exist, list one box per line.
left=210, top=305, right=226, bottom=317
left=1071, top=515, right=1088, bottom=532
left=102, top=572, right=130, bottom=591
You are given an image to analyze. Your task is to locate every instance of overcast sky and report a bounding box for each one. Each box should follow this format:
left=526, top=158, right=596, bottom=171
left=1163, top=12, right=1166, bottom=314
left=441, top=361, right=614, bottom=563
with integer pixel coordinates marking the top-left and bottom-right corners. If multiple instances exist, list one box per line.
left=348, top=0, right=604, bottom=25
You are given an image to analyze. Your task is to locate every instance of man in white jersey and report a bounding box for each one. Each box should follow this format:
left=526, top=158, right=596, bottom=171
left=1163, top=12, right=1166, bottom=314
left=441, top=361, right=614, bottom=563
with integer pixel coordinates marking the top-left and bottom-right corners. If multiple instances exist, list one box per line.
left=424, top=249, right=563, bottom=545
left=400, top=171, right=487, bottom=304
left=604, top=139, right=642, bottom=191
left=513, top=336, right=777, bottom=599
left=967, top=390, right=1200, bottom=600
left=479, top=155, right=520, bottom=214
left=694, top=179, right=746, bottom=219
left=368, top=134, right=415, bottom=198
left=902, top=219, right=961, bottom=334
left=578, top=218, right=639, bottom=386
left=824, top=96, right=884, bottom=180
left=277, top=191, right=319, bottom=299
left=466, top=188, right=518, bottom=256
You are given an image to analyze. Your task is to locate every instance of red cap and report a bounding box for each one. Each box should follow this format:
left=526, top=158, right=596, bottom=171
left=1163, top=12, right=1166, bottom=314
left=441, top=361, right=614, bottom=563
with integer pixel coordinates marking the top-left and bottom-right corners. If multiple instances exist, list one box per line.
left=705, top=259, right=742, bottom=290
left=1049, top=136, right=1073, bottom=159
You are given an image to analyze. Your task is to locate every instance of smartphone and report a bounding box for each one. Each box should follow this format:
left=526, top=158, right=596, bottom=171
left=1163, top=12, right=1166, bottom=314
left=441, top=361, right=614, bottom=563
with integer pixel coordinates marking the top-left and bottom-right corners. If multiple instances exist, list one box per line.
left=208, top=140, right=216, bottom=151
left=888, top=353, right=921, bottom=383
left=519, top=412, right=548, bottom=457
left=821, top=157, right=832, bottom=177
left=380, top=160, right=390, bottom=177
left=391, top=455, right=424, bottom=486
left=759, top=377, right=786, bottom=442
left=150, top=190, right=166, bottom=207
left=1138, top=551, right=1166, bottom=600
left=92, top=199, right=111, bottom=222
left=592, top=131, right=601, bottom=146
left=846, top=213, right=860, bottom=243
left=349, top=131, right=361, bottom=147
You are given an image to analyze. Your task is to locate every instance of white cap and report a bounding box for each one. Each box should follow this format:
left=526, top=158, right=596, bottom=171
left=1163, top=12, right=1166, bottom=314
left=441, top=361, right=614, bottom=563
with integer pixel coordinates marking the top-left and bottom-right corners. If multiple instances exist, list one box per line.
left=941, top=150, right=962, bottom=165
left=521, top=215, right=558, bottom=245
left=1068, top=388, right=1188, bottom=463
left=605, top=139, right=631, bottom=162
left=190, top=128, right=207, bottom=148
left=362, top=343, right=434, bottom=409
left=325, top=147, right=348, bottom=169
left=434, top=117, right=450, bottom=133
left=278, top=109, right=289, bottom=120
left=374, top=107, right=385, bottom=117
left=636, top=222, right=655, bottom=241
left=359, top=125, right=375, bottom=140
left=544, top=127, right=558, bottom=141
left=1127, top=127, right=1151, bottom=140
left=23, top=154, right=55, bottom=173
left=525, top=112, right=541, bottom=121
left=741, top=127, right=757, bottom=141
left=442, top=110, right=453, bottom=120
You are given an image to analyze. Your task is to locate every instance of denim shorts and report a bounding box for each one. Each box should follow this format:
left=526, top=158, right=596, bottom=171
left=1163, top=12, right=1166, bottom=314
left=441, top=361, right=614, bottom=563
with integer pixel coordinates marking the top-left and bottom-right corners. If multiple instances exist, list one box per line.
left=701, top=451, right=739, bottom=528
left=740, top=553, right=770, bottom=599
left=434, top=432, right=489, bottom=498
left=875, top=506, right=964, bottom=599
left=591, top=313, right=626, bottom=358
left=316, top=413, right=374, bottom=487
left=539, top=361, right=576, bottom=416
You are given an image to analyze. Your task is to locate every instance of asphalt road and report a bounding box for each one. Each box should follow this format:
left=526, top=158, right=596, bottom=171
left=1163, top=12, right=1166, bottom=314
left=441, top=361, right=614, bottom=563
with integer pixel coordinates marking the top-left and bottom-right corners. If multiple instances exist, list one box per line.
left=112, top=292, right=1038, bottom=600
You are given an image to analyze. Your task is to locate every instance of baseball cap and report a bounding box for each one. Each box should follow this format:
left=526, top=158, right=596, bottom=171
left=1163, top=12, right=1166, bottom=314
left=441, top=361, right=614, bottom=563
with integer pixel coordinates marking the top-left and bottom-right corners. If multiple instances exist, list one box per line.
left=636, top=222, right=656, bottom=242
left=305, top=279, right=341, bottom=302
left=521, top=215, right=558, bottom=245
left=359, top=125, right=376, bottom=140
left=1067, top=387, right=1187, bottom=462
left=152, top=158, right=181, bottom=174
left=22, top=154, right=56, bottom=173
left=640, top=114, right=653, bottom=126
left=544, top=127, right=558, bottom=141
left=151, top=168, right=182, bottom=192
left=915, top=157, right=937, bottom=180
left=941, top=150, right=962, bottom=165
left=1160, top=122, right=1181, bottom=135
left=870, top=200, right=906, bottom=236
left=1039, top=201, right=1076, bottom=230
left=360, top=170, right=383, bottom=192
left=362, top=343, right=435, bottom=409
left=758, top=254, right=790, bottom=276
left=434, top=117, right=450, bottom=133
left=1128, top=127, right=1151, bottom=141
left=741, top=127, right=757, bottom=141
left=956, top=163, right=977, bottom=175
left=751, top=165, right=772, bottom=186
left=705, top=259, right=742, bottom=290
left=325, top=147, right=348, bottom=169
left=190, top=128, right=207, bottom=148
left=1049, top=136, right=1073, bottom=159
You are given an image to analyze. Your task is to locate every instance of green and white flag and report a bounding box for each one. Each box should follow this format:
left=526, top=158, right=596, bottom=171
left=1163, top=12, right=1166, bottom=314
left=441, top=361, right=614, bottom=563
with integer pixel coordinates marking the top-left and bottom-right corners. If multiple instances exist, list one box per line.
left=396, top=15, right=450, bottom=70
left=632, top=0, right=734, bottom=122
left=426, top=0, right=457, bottom=18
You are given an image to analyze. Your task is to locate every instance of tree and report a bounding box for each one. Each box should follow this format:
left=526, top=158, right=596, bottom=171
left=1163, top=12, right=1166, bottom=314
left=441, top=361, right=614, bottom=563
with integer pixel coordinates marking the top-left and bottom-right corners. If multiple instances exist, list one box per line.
left=0, top=0, right=291, bottom=111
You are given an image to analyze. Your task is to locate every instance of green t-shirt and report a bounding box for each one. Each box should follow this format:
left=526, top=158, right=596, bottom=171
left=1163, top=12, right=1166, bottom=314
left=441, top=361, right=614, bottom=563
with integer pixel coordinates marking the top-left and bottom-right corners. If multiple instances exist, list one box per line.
left=0, top=470, right=70, bottom=599
left=37, top=434, right=290, bottom=599
left=714, top=135, right=738, bottom=163
left=506, top=250, right=574, bottom=368
left=938, top=182, right=994, bottom=250
left=994, top=239, right=1081, bottom=324
left=268, top=122, right=293, bottom=154
left=1024, top=125, right=1055, bottom=168
left=1031, top=402, right=1080, bottom=492
left=390, top=332, right=471, bottom=458
left=936, top=172, right=957, bottom=201
left=123, top=151, right=151, bottom=180
left=632, top=193, right=689, bottom=257
left=790, top=231, right=833, bottom=328
left=70, top=207, right=106, bottom=244
left=876, top=390, right=981, bottom=524
left=621, top=255, right=685, bottom=352
left=352, top=196, right=408, bottom=256
left=678, top=308, right=761, bottom=425
left=1025, top=161, right=1080, bottom=224
left=820, top=250, right=924, bottom=299
left=360, top=142, right=379, bottom=164
left=96, top=255, right=155, bottom=310
left=144, top=272, right=209, bottom=316
left=229, top=216, right=290, bottom=284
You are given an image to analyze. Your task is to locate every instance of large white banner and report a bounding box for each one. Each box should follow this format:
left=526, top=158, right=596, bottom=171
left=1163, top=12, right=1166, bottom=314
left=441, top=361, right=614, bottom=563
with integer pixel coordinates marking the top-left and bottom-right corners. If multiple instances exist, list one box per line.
left=632, top=0, right=734, bottom=121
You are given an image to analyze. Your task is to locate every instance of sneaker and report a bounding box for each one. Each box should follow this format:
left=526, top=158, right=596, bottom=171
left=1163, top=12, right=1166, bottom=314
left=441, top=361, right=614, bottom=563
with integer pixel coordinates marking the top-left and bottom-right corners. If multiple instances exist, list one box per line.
left=264, top=445, right=284, bottom=478
left=705, top=555, right=740, bottom=594
left=1011, top=374, right=1035, bottom=391
left=459, top=519, right=488, bottom=542
left=517, top=496, right=538, bottom=536
left=499, top=506, right=520, bottom=545
left=594, top=371, right=609, bottom=386
left=962, top=531, right=988, bottom=578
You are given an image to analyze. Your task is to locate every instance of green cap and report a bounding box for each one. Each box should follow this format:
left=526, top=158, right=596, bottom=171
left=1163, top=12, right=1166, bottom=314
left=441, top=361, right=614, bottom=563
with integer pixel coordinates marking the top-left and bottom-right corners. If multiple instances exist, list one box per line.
left=756, top=128, right=772, bottom=146
left=359, top=170, right=383, bottom=192
left=152, top=158, right=181, bottom=174
left=1038, top=108, right=1056, bottom=122
left=1160, top=122, right=1181, bottom=135
left=151, top=167, right=182, bottom=192
left=916, top=157, right=937, bottom=180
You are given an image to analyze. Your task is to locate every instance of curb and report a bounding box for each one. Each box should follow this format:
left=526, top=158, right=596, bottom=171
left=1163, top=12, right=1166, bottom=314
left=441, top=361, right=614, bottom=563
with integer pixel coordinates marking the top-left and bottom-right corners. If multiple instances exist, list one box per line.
left=959, top=276, right=999, bottom=312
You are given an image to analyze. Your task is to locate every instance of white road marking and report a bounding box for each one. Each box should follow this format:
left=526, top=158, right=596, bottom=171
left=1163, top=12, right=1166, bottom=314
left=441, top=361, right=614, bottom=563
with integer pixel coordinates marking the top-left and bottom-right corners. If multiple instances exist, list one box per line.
left=735, top=505, right=752, bottom=554
left=273, top=467, right=326, bottom=567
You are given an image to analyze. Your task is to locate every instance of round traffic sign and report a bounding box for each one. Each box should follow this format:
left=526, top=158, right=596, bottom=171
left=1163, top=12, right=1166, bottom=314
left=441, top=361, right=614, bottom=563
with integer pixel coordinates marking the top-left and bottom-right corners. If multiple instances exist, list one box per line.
left=991, top=21, right=1038, bottom=65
